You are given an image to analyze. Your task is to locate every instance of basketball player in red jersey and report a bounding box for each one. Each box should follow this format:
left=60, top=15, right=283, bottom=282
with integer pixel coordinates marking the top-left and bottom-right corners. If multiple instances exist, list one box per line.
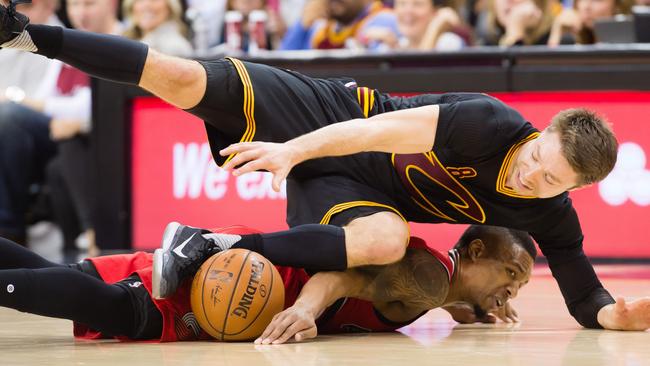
left=0, top=224, right=532, bottom=342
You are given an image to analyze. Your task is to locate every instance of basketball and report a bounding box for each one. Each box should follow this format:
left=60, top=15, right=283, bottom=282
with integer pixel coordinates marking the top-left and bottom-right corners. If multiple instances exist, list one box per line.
left=190, top=249, right=285, bottom=341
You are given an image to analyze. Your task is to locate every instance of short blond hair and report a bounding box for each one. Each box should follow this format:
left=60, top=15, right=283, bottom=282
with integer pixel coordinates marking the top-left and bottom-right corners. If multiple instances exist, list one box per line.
left=548, top=108, right=618, bottom=186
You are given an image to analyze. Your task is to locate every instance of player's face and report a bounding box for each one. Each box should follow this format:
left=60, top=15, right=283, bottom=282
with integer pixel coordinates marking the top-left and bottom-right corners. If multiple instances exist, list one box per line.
left=464, top=244, right=533, bottom=314
left=507, top=130, right=580, bottom=198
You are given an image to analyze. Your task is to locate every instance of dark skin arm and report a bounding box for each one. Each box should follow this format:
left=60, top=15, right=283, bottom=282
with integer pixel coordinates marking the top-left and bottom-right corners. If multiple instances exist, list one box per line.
left=255, top=248, right=450, bottom=345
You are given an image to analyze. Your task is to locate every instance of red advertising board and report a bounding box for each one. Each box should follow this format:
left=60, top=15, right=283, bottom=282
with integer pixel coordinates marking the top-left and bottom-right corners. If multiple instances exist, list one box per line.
left=131, top=92, right=650, bottom=256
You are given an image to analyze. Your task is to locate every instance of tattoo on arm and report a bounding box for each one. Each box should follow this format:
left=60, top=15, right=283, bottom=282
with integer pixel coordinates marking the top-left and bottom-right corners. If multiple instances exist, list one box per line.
left=358, top=249, right=450, bottom=312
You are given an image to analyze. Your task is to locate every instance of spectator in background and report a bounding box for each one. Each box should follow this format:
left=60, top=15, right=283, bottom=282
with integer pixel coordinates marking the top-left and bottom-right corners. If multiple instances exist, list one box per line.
left=0, top=0, right=61, bottom=99
left=480, top=0, right=555, bottom=45
left=0, top=0, right=119, bottom=254
left=122, top=0, right=193, bottom=56
left=185, top=0, right=226, bottom=51
left=65, top=0, right=122, bottom=35
left=222, top=0, right=286, bottom=51
left=280, top=0, right=399, bottom=50
left=363, top=0, right=470, bottom=51
left=548, top=0, right=633, bottom=45
left=0, top=0, right=62, bottom=246
left=276, top=0, right=307, bottom=29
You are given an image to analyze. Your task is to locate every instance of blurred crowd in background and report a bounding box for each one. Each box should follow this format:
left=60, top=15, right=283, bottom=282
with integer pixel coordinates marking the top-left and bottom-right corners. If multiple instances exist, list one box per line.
left=0, top=0, right=648, bottom=258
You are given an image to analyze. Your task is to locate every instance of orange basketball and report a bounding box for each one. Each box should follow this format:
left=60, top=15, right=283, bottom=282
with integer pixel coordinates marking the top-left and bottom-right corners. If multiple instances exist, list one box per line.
left=190, top=249, right=285, bottom=341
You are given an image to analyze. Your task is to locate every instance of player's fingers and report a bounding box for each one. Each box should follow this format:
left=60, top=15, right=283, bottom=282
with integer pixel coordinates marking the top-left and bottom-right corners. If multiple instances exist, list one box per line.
left=508, top=306, right=519, bottom=322
left=256, top=319, right=281, bottom=344
left=262, top=316, right=297, bottom=344
left=272, top=321, right=310, bottom=345
left=220, top=142, right=257, bottom=158
left=294, top=326, right=317, bottom=342
left=272, top=172, right=287, bottom=192
left=222, top=149, right=261, bottom=171
left=495, top=311, right=508, bottom=323
left=257, top=312, right=289, bottom=343
left=233, top=159, right=267, bottom=177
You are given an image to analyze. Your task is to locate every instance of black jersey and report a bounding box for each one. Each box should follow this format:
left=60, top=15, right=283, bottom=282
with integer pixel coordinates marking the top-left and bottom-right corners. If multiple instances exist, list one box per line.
left=374, top=92, right=613, bottom=328
left=192, top=59, right=614, bottom=328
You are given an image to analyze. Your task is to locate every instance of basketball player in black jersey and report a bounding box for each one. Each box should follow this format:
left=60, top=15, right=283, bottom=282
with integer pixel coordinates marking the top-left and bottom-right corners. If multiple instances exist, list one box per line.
left=2, top=0, right=648, bottom=332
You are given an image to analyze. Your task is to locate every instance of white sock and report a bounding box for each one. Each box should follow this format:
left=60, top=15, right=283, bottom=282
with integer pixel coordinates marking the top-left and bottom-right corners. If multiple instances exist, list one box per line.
left=1, top=30, right=37, bottom=52
left=202, top=233, right=242, bottom=251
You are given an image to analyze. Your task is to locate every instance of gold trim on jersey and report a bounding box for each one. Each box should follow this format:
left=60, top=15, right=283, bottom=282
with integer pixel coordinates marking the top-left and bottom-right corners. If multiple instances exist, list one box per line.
left=222, top=57, right=256, bottom=166
left=356, top=87, right=375, bottom=118
left=496, top=132, right=539, bottom=199
left=320, top=201, right=407, bottom=225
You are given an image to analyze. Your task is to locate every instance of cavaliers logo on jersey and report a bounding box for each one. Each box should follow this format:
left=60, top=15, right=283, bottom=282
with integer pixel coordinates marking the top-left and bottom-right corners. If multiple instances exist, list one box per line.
left=392, top=152, right=485, bottom=223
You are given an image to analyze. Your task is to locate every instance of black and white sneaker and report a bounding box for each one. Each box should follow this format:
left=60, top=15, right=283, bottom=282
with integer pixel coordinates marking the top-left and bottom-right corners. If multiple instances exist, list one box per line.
left=0, top=0, right=30, bottom=45
left=152, top=222, right=243, bottom=299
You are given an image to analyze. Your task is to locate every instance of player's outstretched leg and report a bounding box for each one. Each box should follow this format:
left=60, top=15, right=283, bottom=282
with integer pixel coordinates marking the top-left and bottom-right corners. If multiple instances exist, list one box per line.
left=153, top=221, right=354, bottom=299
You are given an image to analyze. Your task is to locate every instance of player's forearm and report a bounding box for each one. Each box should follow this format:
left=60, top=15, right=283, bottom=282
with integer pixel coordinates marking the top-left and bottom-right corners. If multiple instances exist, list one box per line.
left=286, top=105, right=440, bottom=164
left=293, top=271, right=368, bottom=318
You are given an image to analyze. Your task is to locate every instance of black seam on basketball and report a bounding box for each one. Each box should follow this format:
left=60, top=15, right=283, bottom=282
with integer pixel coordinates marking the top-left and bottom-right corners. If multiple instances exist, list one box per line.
left=223, top=253, right=276, bottom=337
left=219, top=250, right=252, bottom=341
left=199, top=251, right=227, bottom=338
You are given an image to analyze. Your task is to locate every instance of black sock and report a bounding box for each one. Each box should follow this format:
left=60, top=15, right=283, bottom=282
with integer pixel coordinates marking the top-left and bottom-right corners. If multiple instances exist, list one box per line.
left=231, top=225, right=348, bottom=271
left=25, top=24, right=148, bottom=85
left=0, top=267, right=139, bottom=337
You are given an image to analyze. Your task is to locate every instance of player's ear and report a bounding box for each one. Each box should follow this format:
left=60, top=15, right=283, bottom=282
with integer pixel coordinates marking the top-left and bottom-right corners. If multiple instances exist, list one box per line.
left=468, top=239, right=485, bottom=261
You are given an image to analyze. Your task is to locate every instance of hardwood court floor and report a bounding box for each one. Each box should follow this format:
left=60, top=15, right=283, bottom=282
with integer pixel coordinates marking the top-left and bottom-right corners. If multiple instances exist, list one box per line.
left=1, top=265, right=649, bottom=366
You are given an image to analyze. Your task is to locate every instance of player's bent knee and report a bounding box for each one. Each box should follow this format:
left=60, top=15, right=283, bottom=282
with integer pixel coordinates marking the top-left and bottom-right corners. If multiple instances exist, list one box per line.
left=347, top=212, right=409, bottom=265
left=371, top=239, right=407, bottom=265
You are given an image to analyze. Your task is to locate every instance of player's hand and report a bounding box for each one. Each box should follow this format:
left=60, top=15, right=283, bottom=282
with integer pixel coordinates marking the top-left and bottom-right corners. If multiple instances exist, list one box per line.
left=491, top=301, right=519, bottom=323
left=598, top=297, right=650, bottom=331
left=443, top=302, right=519, bottom=324
left=255, top=305, right=318, bottom=345
left=444, top=304, right=496, bottom=323
left=220, top=141, right=300, bottom=192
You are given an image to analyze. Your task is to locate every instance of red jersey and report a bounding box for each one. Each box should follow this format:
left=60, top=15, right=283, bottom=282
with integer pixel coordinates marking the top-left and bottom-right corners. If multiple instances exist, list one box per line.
left=279, top=236, right=456, bottom=334
left=74, top=227, right=455, bottom=341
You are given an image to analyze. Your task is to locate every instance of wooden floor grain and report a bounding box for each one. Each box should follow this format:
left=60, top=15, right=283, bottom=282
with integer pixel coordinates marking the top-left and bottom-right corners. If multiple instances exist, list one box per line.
left=1, top=265, right=648, bottom=366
